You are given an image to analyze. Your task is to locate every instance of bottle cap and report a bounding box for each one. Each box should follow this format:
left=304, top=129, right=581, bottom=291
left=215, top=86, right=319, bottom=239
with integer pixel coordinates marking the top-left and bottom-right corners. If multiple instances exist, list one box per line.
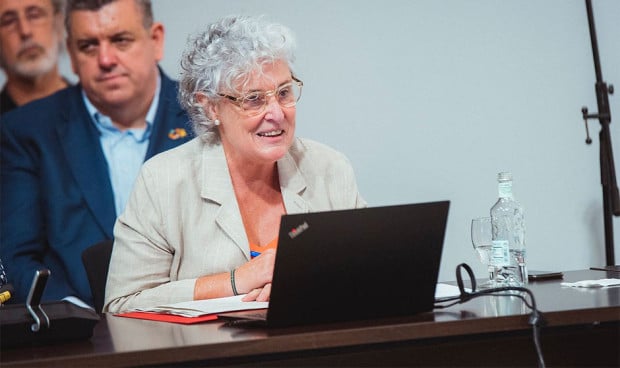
left=497, top=172, right=513, bottom=182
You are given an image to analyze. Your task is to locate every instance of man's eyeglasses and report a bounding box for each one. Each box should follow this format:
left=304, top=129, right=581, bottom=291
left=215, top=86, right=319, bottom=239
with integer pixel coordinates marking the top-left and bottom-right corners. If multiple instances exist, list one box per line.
left=218, top=76, right=303, bottom=116
left=0, top=7, right=53, bottom=32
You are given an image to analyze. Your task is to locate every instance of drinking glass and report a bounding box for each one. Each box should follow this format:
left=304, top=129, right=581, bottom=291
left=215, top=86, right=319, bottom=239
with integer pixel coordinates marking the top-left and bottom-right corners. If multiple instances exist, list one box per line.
left=471, top=217, right=496, bottom=289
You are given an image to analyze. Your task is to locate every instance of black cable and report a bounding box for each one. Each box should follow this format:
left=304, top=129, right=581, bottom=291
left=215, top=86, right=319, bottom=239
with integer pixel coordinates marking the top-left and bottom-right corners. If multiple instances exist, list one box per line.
left=434, top=263, right=546, bottom=368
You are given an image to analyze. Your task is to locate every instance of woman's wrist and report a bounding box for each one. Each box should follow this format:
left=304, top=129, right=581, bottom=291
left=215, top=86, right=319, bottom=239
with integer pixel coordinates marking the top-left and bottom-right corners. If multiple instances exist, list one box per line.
left=194, top=272, right=236, bottom=300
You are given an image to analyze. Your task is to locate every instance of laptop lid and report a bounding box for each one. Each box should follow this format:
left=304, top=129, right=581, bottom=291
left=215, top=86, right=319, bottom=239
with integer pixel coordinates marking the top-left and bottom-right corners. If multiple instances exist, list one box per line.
left=263, top=200, right=450, bottom=327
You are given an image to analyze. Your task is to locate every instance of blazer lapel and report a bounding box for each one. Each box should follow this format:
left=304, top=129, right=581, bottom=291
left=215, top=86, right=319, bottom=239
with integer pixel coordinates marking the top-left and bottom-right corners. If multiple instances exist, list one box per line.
left=145, top=71, right=193, bottom=160
left=57, top=87, right=116, bottom=238
left=278, top=151, right=309, bottom=214
left=200, top=143, right=249, bottom=259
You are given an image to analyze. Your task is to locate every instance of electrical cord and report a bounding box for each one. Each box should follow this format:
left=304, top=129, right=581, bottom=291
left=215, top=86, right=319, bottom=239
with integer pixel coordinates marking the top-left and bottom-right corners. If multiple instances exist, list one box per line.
left=434, top=263, right=546, bottom=368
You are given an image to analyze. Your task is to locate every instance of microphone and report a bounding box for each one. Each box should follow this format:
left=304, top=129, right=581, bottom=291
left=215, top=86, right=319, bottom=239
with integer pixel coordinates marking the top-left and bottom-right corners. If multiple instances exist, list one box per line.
left=0, top=283, right=14, bottom=304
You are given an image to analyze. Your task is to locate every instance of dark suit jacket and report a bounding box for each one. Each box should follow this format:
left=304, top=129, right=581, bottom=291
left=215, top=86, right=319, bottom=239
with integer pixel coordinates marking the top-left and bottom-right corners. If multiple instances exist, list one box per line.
left=0, top=86, right=19, bottom=116
left=0, top=70, right=193, bottom=306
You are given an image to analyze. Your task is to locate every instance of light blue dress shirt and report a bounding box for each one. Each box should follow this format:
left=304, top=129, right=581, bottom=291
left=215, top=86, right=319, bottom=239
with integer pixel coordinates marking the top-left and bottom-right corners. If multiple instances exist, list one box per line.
left=83, top=77, right=161, bottom=216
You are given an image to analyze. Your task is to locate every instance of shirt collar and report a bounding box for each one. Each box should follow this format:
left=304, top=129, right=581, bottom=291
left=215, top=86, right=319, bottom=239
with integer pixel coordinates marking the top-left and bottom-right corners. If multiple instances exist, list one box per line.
left=82, top=74, right=161, bottom=137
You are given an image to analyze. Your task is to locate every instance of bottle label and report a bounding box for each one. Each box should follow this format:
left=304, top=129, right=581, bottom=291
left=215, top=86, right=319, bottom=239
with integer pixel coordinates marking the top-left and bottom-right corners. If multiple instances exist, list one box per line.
left=491, top=240, right=510, bottom=266
left=498, top=182, right=513, bottom=198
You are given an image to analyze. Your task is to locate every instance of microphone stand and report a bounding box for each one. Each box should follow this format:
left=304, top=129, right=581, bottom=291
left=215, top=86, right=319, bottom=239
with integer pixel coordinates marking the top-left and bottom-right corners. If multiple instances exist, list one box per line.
left=581, top=0, right=620, bottom=266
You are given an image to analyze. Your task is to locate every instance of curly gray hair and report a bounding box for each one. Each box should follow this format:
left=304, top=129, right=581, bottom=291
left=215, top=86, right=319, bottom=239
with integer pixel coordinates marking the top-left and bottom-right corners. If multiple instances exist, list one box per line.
left=178, top=15, right=297, bottom=142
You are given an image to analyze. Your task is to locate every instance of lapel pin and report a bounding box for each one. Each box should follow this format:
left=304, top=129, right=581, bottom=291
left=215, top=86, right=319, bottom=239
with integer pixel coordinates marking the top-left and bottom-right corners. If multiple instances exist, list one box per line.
left=168, top=128, right=188, bottom=140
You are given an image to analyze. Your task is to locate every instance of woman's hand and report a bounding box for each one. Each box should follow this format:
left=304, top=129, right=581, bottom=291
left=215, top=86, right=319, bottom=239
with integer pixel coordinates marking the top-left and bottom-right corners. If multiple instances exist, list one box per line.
left=194, top=249, right=276, bottom=300
left=235, top=248, right=276, bottom=295
left=242, top=283, right=271, bottom=302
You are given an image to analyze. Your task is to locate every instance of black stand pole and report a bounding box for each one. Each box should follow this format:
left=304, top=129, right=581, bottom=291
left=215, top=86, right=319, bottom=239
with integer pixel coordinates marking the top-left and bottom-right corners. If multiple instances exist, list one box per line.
left=581, top=0, right=620, bottom=266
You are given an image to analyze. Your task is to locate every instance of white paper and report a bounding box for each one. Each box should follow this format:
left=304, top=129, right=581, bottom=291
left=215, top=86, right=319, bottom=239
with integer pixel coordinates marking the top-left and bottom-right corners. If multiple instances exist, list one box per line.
left=435, top=283, right=467, bottom=298
left=560, top=278, right=620, bottom=288
left=132, top=295, right=268, bottom=317
left=62, top=296, right=95, bottom=311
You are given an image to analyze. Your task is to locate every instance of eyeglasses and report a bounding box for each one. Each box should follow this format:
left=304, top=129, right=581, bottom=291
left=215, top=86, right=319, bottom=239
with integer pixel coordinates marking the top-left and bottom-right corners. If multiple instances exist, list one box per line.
left=218, top=76, right=303, bottom=116
left=0, top=7, right=53, bottom=33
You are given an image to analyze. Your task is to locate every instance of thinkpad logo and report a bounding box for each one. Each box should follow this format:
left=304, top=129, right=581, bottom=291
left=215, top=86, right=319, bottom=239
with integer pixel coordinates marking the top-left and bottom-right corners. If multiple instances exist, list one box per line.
left=288, top=221, right=309, bottom=239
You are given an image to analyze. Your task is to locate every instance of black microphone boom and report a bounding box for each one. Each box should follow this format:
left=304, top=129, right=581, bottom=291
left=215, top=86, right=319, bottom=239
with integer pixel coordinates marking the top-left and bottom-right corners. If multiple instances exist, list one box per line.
left=581, top=0, right=620, bottom=266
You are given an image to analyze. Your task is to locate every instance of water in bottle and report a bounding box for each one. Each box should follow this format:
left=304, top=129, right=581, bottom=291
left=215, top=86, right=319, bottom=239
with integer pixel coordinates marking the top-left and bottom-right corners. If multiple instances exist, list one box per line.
left=490, top=172, right=527, bottom=286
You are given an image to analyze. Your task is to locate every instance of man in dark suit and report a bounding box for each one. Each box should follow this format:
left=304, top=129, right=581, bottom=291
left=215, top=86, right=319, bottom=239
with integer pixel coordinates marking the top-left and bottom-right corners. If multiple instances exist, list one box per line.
left=0, top=0, right=192, bottom=307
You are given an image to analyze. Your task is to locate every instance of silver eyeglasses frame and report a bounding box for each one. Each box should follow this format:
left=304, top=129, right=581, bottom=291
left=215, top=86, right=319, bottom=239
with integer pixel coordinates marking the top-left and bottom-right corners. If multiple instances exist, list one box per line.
left=218, top=76, right=303, bottom=116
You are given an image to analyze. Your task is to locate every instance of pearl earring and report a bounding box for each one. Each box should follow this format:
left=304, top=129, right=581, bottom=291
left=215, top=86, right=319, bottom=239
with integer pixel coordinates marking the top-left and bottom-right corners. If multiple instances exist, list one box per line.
left=214, top=119, right=220, bottom=126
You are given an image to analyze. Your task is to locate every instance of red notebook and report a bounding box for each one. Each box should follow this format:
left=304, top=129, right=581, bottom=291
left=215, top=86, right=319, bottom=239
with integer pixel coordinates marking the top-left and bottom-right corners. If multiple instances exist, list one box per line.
left=116, top=311, right=217, bottom=324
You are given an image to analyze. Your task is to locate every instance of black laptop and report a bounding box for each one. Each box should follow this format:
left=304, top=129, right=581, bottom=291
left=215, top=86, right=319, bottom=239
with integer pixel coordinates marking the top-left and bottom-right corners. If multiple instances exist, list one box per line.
left=221, top=201, right=450, bottom=327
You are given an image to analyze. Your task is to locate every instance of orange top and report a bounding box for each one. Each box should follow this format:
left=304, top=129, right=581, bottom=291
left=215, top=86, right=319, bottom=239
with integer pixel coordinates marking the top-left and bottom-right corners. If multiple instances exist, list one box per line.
left=249, top=238, right=278, bottom=258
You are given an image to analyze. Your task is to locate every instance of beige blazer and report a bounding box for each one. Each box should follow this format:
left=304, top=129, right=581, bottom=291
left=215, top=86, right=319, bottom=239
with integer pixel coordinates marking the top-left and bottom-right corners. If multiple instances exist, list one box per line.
left=104, top=137, right=366, bottom=312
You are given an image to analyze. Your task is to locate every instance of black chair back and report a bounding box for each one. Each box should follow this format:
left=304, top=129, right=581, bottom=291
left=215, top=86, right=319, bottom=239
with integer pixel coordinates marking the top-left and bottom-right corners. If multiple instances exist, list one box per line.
left=81, top=240, right=113, bottom=314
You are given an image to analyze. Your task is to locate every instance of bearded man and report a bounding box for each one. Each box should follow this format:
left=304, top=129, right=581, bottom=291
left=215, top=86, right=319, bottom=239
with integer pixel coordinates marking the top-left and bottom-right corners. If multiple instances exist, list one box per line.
left=0, top=0, right=69, bottom=115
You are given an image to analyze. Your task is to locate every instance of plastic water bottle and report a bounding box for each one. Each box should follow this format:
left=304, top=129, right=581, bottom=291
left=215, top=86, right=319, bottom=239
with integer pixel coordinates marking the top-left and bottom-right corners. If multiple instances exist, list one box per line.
left=490, top=172, right=527, bottom=286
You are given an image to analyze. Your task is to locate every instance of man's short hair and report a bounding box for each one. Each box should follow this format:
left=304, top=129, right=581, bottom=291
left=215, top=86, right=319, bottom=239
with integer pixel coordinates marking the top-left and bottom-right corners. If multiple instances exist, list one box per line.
left=64, top=0, right=153, bottom=33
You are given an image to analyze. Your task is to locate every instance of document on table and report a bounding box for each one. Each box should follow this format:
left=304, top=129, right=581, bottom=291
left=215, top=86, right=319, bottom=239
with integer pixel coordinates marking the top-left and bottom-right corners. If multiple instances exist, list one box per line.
left=127, top=283, right=461, bottom=318
left=131, top=295, right=268, bottom=318
left=561, top=278, right=620, bottom=288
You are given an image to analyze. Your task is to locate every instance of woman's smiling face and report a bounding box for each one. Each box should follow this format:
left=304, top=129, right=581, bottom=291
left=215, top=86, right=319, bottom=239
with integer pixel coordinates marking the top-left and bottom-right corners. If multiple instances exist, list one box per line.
left=214, top=60, right=297, bottom=167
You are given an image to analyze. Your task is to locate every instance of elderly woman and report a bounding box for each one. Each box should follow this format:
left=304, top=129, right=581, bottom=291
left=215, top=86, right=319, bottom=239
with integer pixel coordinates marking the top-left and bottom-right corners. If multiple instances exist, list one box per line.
left=103, top=15, right=366, bottom=313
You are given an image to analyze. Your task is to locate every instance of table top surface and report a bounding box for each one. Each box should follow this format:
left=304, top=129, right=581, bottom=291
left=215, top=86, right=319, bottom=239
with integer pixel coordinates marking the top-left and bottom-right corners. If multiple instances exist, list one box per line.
left=2, top=269, right=619, bottom=367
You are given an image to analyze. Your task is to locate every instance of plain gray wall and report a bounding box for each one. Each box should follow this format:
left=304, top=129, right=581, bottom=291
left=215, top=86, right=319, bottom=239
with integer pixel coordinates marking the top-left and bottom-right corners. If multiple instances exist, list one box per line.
left=2, top=0, right=618, bottom=282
